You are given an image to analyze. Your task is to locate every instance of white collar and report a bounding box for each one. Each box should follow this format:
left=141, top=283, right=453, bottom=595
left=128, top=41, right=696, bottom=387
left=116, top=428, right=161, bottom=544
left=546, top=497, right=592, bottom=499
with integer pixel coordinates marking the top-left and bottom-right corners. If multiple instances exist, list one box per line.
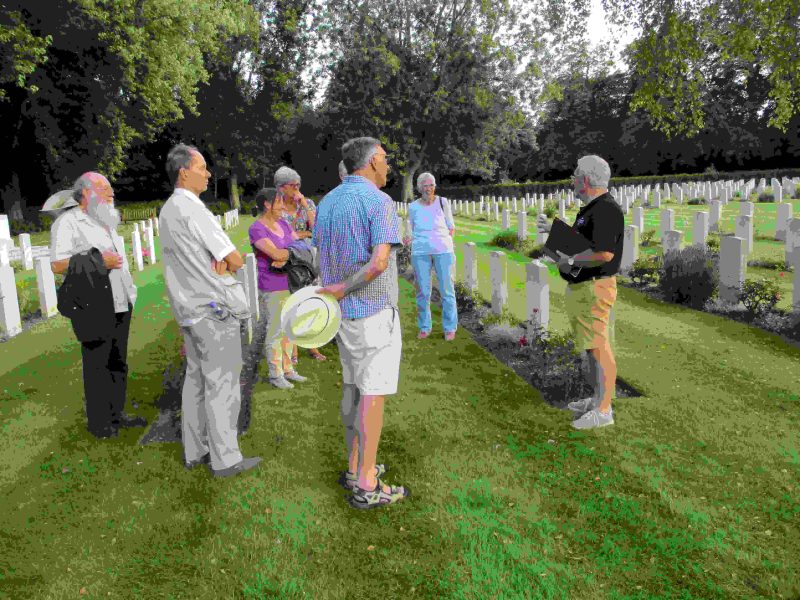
left=174, top=187, right=204, bottom=205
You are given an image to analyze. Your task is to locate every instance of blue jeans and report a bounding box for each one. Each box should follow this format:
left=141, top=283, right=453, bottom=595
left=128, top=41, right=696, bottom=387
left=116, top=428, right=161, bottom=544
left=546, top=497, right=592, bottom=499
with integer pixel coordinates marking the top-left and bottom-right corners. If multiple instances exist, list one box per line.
left=411, top=252, right=458, bottom=334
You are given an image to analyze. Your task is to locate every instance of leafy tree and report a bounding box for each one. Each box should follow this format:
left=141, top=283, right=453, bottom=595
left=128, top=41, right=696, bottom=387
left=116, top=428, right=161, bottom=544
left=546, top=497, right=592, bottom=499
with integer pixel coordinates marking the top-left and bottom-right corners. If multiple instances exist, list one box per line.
left=604, top=0, right=800, bottom=137
left=318, top=0, right=588, bottom=200
left=0, top=0, right=257, bottom=217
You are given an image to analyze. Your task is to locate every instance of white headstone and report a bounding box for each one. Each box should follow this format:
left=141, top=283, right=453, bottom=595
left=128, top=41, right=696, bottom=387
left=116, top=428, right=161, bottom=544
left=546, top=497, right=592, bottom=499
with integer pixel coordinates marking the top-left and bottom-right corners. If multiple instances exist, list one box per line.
left=693, top=212, right=709, bottom=246
left=18, top=233, right=34, bottom=270
left=145, top=225, right=156, bottom=264
left=502, top=209, right=510, bottom=230
left=490, top=251, right=507, bottom=315
left=662, top=230, right=683, bottom=254
left=0, top=215, right=11, bottom=249
left=709, top=200, right=722, bottom=232
left=660, top=209, right=675, bottom=239
left=621, top=225, right=639, bottom=273
left=739, top=201, right=754, bottom=217
left=463, top=242, right=478, bottom=292
left=494, top=203, right=499, bottom=222
left=34, top=256, right=58, bottom=318
left=558, top=198, right=566, bottom=220
left=776, top=203, right=792, bottom=241
left=735, top=215, right=753, bottom=254
left=0, top=261, right=22, bottom=337
left=525, top=260, right=549, bottom=329
left=517, top=211, right=527, bottom=242
left=793, top=253, right=800, bottom=313
left=245, top=253, right=259, bottom=322
left=786, top=219, right=800, bottom=267
left=513, top=198, right=518, bottom=213
left=132, top=229, right=144, bottom=271
left=652, top=191, right=661, bottom=208
left=719, top=236, right=746, bottom=304
left=633, top=207, right=644, bottom=234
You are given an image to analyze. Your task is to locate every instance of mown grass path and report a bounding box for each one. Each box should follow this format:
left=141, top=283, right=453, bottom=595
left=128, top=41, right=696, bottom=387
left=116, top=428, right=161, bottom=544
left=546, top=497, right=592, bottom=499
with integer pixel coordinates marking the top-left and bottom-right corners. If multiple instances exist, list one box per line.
left=0, top=216, right=798, bottom=599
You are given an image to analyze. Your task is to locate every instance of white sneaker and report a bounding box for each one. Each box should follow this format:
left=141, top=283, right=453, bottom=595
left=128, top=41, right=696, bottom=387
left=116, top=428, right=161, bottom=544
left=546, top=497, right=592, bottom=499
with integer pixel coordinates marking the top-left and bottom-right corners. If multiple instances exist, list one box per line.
left=571, top=408, right=614, bottom=430
left=284, top=371, right=307, bottom=383
left=269, top=376, right=294, bottom=389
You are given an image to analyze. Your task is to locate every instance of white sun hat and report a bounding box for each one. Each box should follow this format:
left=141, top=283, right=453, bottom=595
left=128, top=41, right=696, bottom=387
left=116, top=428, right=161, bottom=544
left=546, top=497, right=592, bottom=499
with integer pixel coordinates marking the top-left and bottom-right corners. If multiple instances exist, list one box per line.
left=280, top=285, right=342, bottom=348
left=41, top=189, right=79, bottom=213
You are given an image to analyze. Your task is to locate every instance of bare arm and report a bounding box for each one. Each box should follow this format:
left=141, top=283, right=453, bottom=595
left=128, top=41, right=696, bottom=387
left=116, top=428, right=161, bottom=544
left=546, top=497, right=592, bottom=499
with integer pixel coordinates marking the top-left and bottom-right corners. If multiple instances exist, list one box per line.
left=253, top=238, right=289, bottom=262
left=223, top=249, right=244, bottom=273
left=318, top=243, right=392, bottom=300
left=51, top=251, right=122, bottom=274
left=51, top=258, right=69, bottom=274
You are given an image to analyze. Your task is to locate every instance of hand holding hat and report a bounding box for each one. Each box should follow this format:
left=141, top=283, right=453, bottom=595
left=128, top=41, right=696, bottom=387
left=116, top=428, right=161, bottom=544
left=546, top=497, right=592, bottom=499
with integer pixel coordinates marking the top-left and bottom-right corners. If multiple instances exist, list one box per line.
left=280, top=286, right=342, bottom=348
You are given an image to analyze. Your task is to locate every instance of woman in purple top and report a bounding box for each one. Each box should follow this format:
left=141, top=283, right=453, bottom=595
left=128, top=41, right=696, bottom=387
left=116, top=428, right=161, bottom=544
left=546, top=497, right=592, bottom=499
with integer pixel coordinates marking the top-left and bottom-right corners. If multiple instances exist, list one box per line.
left=249, top=187, right=307, bottom=390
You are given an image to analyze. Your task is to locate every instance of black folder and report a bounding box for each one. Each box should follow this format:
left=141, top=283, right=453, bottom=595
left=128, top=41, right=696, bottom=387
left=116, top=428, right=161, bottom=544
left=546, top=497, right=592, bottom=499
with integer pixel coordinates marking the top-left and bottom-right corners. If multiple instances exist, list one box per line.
left=542, top=218, right=593, bottom=261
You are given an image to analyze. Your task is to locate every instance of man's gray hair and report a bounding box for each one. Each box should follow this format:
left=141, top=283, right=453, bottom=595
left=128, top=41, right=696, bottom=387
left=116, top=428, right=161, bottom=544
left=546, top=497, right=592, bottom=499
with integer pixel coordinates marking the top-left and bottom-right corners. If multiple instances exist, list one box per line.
left=166, top=143, right=200, bottom=186
left=274, top=166, right=301, bottom=188
left=338, top=160, right=348, bottom=179
left=72, top=174, right=96, bottom=203
left=416, top=172, right=436, bottom=193
left=575, top=155, right=611, bottom=188
left=341, top=137, right=381, bottom=173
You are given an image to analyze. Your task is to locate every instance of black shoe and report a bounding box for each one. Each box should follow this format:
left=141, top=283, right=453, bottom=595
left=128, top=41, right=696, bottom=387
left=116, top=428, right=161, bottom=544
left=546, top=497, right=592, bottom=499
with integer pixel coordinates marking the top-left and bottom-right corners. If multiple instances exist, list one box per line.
left=119, top=413, right=147, bottom=428
left=209, top=456, right=262, bottom=478
left=90, top=428, right=119, bottom=439
left=184, top=453, right=211, bottom=470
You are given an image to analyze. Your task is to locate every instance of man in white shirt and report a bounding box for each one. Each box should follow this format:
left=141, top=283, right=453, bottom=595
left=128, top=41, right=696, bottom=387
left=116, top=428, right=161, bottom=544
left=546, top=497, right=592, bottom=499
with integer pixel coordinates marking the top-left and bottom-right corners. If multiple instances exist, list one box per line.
left=50, top=172, right=145, bottom=438
left=159, top=143, right=261, bottom=478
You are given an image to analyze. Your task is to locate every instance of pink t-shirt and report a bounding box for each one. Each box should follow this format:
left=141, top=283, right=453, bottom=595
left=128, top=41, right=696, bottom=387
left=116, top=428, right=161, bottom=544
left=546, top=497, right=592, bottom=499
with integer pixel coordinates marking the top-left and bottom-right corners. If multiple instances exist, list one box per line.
left=249, top=219, right=293, bottom=292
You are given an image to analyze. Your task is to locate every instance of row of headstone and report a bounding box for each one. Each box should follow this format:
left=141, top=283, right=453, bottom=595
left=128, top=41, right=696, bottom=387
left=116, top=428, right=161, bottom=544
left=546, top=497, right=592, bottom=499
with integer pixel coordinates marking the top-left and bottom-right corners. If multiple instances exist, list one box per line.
left=0, top=207, right=246, bottom=339
left=457, top=231, right=800, bottom=333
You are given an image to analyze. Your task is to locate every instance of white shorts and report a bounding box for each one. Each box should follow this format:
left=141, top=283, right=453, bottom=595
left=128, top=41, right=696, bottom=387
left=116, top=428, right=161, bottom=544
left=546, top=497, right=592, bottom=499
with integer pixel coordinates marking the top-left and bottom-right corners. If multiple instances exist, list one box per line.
left=337, top=307, right=402, bottom=396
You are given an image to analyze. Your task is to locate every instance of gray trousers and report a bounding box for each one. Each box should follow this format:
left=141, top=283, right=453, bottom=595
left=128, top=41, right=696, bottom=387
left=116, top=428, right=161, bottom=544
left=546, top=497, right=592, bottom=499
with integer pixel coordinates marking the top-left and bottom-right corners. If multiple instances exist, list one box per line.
left=180, top=315, right=244, bottom=470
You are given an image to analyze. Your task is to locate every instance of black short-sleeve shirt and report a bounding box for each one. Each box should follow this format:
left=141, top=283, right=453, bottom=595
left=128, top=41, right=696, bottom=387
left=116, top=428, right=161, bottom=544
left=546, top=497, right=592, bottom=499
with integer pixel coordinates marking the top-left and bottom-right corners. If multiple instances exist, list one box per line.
left=560, top=192, right=624, bottom=284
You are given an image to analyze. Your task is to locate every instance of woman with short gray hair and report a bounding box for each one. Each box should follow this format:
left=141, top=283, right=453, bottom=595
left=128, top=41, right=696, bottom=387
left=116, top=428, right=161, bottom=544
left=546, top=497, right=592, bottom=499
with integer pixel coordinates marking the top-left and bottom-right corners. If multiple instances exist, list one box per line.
left=406, top=172, right=458, bottom=340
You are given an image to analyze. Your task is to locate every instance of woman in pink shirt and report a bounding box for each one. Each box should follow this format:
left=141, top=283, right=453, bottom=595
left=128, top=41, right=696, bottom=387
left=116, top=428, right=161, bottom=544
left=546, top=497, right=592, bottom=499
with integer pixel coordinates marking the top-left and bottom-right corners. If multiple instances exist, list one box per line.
left=249, top=187, right=307, bottom=389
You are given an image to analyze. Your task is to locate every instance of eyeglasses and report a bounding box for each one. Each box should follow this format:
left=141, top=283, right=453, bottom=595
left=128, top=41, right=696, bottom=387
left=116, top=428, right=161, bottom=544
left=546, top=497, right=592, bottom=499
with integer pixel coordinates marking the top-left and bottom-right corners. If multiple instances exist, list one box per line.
left=282, top=183, right=300, bottom=189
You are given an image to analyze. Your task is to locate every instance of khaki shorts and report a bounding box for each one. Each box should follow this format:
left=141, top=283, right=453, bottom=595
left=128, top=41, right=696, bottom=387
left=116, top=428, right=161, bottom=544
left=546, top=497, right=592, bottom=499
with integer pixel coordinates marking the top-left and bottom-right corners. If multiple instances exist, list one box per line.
left=337, top=307, right=402, bottom=396
left=565, top=277, right=617, bottom=351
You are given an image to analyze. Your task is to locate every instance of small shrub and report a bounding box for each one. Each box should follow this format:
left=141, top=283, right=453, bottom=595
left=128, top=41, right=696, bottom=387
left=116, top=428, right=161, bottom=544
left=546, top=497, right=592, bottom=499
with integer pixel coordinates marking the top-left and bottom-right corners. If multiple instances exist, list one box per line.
left=15, top=277, right=40, bottom=318
left=10, top=260, right=24, bottom=273
left=640, top=230, right=656, bottom=247
left=628, top=255, right=661, bottom=286
left=396, top=243, right=411, bottom=273
left=481, top=307, right=522, bottom=328
left=739, top=278, right=781, bottom=315
left=687, top=197, right=705, bottom=205
left=484, top=323, right=523, bottom=351
left=732, top=191, right=742, bottom=199
left=658, top=245, right=718, bottom=308
left=793, top=184, right=800, bottom=199
left=757, top=192, right=775, bottom=203
left=747, top=258, right=790, bottom=271
left=517, top=322, right=588, bottom=401
left=490, top=229, right=518, bottom=250
left=527, top=243, right=546, bottom=260
left=705, top=233, right=720, bottom=254
left=454, top=281, right=483, bottom=313
left=544, top=202, right=558, bottom=219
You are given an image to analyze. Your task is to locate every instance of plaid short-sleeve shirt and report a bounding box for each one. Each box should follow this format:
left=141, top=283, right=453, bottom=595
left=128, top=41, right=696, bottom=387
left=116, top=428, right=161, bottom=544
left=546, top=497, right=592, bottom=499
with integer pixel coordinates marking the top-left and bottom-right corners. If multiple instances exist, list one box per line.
left=313, top=176, right=401, bottom=320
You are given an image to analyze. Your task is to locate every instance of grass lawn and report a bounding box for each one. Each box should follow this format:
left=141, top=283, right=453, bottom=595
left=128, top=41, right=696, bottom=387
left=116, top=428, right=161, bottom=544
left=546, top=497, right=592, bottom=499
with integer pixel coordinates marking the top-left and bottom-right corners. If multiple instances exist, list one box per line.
left=0, top=216, right=799, bottom=599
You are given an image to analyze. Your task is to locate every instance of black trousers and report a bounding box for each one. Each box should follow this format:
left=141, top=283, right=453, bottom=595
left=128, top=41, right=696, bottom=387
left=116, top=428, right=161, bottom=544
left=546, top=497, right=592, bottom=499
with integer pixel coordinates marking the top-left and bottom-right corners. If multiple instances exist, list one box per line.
left=80, top=308, right=132, bottom=436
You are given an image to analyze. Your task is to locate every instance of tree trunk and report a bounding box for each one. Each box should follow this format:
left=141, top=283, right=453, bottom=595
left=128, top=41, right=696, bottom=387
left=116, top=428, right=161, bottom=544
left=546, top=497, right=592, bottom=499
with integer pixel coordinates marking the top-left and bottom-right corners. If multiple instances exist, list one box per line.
left=229, top=172, right=240, bottom=209
left=400, top=161, right=421, bottom=203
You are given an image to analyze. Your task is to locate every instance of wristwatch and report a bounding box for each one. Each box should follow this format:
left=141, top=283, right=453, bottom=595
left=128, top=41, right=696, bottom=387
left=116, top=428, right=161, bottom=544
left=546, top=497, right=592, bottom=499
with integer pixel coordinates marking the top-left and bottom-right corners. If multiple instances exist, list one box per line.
left=567, top=257, right=575, bottom=266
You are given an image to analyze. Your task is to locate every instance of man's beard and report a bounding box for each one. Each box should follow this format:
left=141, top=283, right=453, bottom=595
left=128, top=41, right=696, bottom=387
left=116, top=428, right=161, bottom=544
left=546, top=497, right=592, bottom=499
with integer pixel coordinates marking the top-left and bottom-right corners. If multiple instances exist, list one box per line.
left=88, top=198, right=121, bottom=230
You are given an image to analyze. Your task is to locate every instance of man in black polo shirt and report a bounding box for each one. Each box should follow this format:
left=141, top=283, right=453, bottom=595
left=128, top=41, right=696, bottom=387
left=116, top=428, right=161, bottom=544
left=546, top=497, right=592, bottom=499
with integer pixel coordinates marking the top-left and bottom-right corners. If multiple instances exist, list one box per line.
left=537, top=155, right=624, bottom=429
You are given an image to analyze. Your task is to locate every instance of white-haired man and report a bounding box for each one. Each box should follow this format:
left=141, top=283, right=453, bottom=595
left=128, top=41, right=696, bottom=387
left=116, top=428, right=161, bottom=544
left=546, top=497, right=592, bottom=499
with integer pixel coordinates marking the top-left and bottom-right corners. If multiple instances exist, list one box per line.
left=537, top=155, right=624, bottom=429
left=315, top=136, right=409, bottom=509
left=50, top=172, right=145, bottom=438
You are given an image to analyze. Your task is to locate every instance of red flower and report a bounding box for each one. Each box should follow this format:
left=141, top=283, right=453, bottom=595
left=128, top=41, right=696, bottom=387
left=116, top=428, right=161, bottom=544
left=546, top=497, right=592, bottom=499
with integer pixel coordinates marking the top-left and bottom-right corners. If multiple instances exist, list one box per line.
left=533, top=308, right=539, bottom=313
left=518, top=336, right=528, bottom=347
left=780, top=272, right=785, bottom=277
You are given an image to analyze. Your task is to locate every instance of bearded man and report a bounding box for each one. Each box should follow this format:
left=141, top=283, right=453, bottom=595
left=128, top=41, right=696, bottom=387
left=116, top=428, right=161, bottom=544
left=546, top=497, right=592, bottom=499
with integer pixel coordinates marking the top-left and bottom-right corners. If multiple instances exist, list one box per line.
left=50, top=172, right=145, bottom=438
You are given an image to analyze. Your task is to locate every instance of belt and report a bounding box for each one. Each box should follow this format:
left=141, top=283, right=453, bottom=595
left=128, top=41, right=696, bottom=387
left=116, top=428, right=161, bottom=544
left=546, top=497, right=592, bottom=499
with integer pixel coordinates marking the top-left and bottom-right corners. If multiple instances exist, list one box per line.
left=570, top=274, right=615, bottom=284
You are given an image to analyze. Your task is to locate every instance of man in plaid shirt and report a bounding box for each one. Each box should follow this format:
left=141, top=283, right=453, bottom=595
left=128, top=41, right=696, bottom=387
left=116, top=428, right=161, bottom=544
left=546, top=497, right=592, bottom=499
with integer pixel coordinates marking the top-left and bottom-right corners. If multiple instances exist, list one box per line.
left=314, top=137, right=409, bottom=510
